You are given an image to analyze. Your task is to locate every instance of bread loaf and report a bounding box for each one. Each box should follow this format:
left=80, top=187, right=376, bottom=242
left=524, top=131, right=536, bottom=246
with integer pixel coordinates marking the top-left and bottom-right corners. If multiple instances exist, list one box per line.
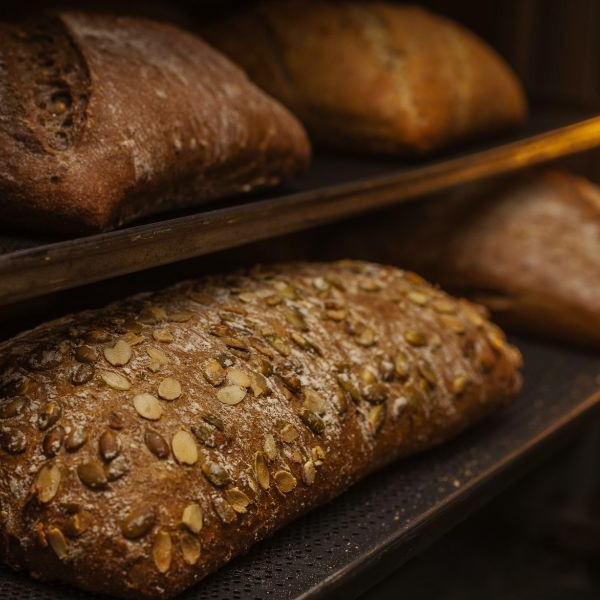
left=203, top=1, right=527, bottom=157
left=319, top=171, right=600, bottom=347
left=0, top=11, right=310, bottom=235
left=0, top=261, right=521, bottom=599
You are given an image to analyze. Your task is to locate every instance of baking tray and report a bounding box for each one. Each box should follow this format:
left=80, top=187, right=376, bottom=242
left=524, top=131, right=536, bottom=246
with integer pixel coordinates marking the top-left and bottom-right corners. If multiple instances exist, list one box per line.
left=1, top=106, right=600, bottom=307
left=1, top=336, right=599, bottom=600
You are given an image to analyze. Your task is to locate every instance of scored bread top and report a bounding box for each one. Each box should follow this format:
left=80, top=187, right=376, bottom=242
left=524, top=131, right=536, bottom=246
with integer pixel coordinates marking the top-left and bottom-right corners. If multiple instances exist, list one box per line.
left=0, top=261, right=521, bottom=599
left=0, top=11, right=310, bottom=234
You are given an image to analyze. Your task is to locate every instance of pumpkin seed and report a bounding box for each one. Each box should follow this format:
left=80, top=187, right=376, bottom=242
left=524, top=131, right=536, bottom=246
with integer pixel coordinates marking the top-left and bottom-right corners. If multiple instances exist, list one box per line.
left=101, top=371, right=131, bottom=391
left=213, top=496, right=237, bottom=523
left=337, top=374, right=362, bottom=403
left=356, top=327, right=377, bottom=347
left=121, top=506, right=156, bottom=539
left=133, top=394, right=162, bottom=421
left=263, top=433, right=278, bottom=460
left=274, top=470, right=297, bottom=494
left=65, top=426, right=87, bottom=452
left=158, top=377, right=182, bottom=401
left=34, top=463, right=61, bottom=503
left=145, top=430, right=170, bottom=458
left=407, top=291, right=429, bottom=306
left=105, top=455, right=130, bottom=481
left=284, top=308, right=308, bottom=331
left=302, top=460, right=316, bottom=486
left=249, top=372, right=268, bottom=397
left=202, top=414, right=224, bottom=432
left=42, top=426, right=65, bottom=457
left=168, top=311, right=192, bottom=323
left=47, top=527, right=68, bottom=560
left=417, top=361, right=437, bottom=386
left=103, top=340, right=132, bottom=367
left=74, top=345, right=97, bottom=363
left=254, top=452, right=270, bottom=490
left=439, top=314, right=465, bottom=335
left=181, top=532, right=201, bottom=565
left=71, top=364, right=95, bottom=386
left=300, top=409, right=325, bottom=435
left=432, top=299, right=456, bottom=314
left=182, top=503, right=203, bottom=534
left=226, top=368, right=251, bottom=388
left=38, top=402, right=61, bottom=431
left=394, top=352, right=410, bottom=379
left=99, top=429, right=120, bottom=462
left=77, top=461, right=107, bottom=490
left=202, top=359, right=226, bottom=386
left=172, top=431, right=198, bottom=465
left=201, top=461, right=230, bottom=487
left=153, top=531, right=172, bottom=574
left=368, top=405, right=385, bottom=433
left=217, top=385, right=246, bottom=406
left=224, top=487, right=251, bottom=513
left=325, top=309, right=346, bottom=321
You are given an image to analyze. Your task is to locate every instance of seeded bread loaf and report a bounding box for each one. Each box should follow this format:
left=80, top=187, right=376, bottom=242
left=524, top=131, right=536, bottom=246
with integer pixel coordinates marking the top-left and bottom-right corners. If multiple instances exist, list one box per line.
left=202, top=1, right=527, bottom=157
left=0, top=261, right=522, bottom=599
left=0, top=11, right=310, bottom=235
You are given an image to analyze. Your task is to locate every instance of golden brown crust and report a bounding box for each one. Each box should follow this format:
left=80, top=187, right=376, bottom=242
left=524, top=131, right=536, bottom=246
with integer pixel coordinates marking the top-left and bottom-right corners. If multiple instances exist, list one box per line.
left=0, top=11, right=310, bottom=235
left=0, top=261, right=521, bottom=599
left=203, top=1, right=527, bottom=156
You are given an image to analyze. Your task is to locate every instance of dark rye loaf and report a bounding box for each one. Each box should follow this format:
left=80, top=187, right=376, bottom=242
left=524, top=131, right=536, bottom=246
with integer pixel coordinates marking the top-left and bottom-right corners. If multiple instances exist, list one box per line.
left=0, top=261, right=521, bottom=598
left=0, top=12, right=310, bottom=235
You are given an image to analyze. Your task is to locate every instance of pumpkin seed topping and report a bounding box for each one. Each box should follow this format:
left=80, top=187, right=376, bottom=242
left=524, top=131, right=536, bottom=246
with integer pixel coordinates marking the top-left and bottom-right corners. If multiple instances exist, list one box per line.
left=158, top=377, right=182, bottom=401
left=47, top=527, right=68, bottom=560
left=133, top=394, right=162, bottom=421
left=172, top=431, right=198, bottom=465
left=153, top=531, right=172, bottom=574
left=224, top=487, right=251, bottom=513
left=181, top=533, right=201, bottom=565
left=182, top=503, right=203, bottom=534
left=77, top=461, right=107, bottom=490
left=254, top=452, right=270, bottom=489
left=101, top=371, right=131, bottom=391
left=201, top=461, right=230, bottom=487
left=103, top=340, right=132, bottom=367
left=34, top=464, right=61, bottom=503
left=217, top=385, right=247, bottom=406
left=274, top=470, right=297, bottom=494
left=121, top=506, right=156, bottom=539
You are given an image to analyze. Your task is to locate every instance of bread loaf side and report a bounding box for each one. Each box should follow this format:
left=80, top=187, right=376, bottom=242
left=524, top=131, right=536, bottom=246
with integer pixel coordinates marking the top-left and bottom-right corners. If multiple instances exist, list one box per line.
left=203, top=1, right=527, bottom=156
left=0, top=261, right=521, bottom=598
left=0, top=12, right=310, bottom=235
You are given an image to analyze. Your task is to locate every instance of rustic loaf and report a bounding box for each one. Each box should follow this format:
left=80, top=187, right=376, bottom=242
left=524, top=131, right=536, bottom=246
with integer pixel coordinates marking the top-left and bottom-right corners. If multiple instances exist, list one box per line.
left=0, top=261, right=522, bottom=599
left=202, top=1, right=527, bottom=157
left=318, top=171, right=600, bottom=347
left=0, top=11, right=310, bottom=235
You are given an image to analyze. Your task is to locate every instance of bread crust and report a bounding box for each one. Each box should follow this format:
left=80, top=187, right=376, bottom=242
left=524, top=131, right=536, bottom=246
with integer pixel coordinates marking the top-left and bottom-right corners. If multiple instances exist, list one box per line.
left=0, top=12, right=310, bottom=235
left=0, top=261, right=521, bottom=598
left=203, top=1, right=527, bottom=156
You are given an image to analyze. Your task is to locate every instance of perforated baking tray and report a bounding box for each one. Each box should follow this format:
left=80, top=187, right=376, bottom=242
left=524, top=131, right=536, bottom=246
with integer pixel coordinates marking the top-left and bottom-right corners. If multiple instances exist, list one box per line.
left=1, top=336, right=599, bottom=600
left=1, top=106, right=600, bottom=307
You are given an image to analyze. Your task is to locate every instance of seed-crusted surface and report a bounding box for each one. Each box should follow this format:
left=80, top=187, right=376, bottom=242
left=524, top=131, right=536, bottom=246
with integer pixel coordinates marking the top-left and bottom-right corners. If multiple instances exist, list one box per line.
left=0, top=261, right=521, bottom=599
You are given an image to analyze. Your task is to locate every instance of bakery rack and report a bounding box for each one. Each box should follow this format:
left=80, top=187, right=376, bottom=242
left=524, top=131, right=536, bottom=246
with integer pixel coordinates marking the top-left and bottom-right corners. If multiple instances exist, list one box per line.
left=1, top=106, right=600, bottom=307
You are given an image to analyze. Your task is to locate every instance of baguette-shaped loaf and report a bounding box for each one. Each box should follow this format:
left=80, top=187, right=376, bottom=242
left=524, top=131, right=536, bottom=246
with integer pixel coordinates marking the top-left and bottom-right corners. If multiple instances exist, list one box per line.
left=0, top=261, right=521, bottom=599
left=203, top=1, right=527, bottom=156
left=0, top=12, right=310, bottom=235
